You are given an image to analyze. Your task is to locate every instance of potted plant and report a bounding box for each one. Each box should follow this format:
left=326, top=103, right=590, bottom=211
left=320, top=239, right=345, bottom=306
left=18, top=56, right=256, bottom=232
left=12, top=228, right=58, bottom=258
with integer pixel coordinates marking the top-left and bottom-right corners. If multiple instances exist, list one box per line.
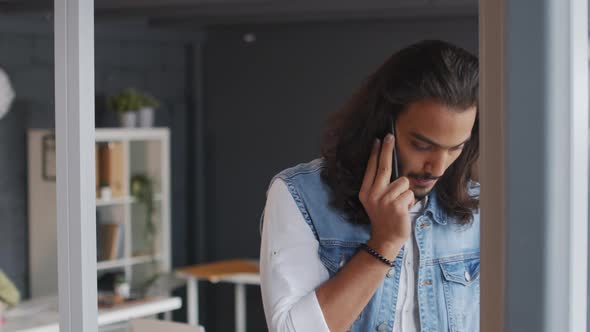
left=138, top=93, right=160, bottom=128
left=108, top=88, right=143, bottom=128
left=130, top=174, right=156, bottom=250
left=114, top=274, right=130, bottom=300
left=130, top=174, right=162, bottom=295
left=99, top=179, right=111, bottom=200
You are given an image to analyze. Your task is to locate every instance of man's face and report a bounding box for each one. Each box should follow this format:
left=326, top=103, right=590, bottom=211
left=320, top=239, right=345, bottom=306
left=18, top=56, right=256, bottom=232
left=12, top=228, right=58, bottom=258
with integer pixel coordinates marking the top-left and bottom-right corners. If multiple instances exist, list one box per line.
left=395, top=99, right=477, bottom=199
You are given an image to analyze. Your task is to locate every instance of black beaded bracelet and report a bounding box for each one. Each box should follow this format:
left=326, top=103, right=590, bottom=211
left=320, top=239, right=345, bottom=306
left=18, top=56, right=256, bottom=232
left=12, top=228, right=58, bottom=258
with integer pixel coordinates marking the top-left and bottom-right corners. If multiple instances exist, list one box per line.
left=360, top=243, right=395, bottom=267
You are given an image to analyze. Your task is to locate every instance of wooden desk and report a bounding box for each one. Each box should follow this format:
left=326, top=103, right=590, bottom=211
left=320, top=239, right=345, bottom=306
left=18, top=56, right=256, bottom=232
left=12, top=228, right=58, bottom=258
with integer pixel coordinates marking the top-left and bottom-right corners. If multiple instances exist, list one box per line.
left=176, top=259, right=260, bottom=332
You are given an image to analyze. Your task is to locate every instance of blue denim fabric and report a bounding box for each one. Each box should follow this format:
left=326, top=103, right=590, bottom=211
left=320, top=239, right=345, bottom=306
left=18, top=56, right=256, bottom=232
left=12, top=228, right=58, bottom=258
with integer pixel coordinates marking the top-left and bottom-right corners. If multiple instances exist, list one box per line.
left=264, top=158, right=480, bottom=332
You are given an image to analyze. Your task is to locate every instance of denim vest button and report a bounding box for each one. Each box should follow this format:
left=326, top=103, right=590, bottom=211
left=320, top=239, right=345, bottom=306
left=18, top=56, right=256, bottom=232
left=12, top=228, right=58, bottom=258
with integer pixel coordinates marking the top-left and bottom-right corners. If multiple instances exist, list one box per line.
left=376, top=323, right=388, bottom=331
left=386, top=268, right=395, bottom=278
left=465, top=271, right=471, bottom=282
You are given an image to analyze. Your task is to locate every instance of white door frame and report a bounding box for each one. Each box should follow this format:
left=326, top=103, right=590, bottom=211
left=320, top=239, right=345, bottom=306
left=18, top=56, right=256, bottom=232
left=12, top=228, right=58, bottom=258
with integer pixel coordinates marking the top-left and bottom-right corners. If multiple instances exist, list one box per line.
left=480, top=0, right=588, bottom=331
left=54, top=0, right=98, bottom=331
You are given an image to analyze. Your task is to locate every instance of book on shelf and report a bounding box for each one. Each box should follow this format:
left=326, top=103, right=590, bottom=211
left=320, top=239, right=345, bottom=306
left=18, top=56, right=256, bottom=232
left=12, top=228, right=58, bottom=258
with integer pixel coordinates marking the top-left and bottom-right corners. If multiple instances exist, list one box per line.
left=95, top=145, right=99, bottom=197
left=99, top=223, right=119, bottom=261
left=97, top=142, right=125, bottom=199
left=97, top=222, right=125, bottom=261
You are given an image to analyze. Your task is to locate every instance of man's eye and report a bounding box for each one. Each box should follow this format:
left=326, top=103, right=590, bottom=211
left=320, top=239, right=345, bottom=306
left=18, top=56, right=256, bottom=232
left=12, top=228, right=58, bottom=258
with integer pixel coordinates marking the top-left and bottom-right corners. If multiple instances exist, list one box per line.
left=450, top=145, right=465, bottom=152
left=411, top=142, right=431, bottom=151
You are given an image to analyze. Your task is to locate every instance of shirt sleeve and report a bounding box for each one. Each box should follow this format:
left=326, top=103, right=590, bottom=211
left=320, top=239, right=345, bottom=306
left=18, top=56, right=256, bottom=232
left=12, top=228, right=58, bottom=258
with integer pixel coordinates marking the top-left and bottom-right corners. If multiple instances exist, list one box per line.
left=260, top=178, right=331, bottom=332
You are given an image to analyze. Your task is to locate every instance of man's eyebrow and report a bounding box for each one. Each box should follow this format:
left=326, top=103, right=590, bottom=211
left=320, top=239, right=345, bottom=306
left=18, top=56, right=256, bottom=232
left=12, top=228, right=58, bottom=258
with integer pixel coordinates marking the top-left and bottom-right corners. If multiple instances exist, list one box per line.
left=410, top=132, right=471, bottom=149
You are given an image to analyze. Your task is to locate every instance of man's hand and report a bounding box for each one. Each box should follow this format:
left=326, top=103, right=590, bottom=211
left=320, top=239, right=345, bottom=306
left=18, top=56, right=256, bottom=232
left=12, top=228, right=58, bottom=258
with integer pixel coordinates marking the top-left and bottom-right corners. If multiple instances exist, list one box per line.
left=358, top=134, right=415, bottom=258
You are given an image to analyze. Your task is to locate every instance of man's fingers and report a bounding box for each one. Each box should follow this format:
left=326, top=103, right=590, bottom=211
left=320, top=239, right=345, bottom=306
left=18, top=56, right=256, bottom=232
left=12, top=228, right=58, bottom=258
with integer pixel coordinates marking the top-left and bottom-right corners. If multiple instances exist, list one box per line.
left=359, top=139, right=380, bottom=201
left=396, top=190, right=415, bottom=209
left=373, top=134, right=395, bottom=192
left=380, top=177, right=411, bottom=204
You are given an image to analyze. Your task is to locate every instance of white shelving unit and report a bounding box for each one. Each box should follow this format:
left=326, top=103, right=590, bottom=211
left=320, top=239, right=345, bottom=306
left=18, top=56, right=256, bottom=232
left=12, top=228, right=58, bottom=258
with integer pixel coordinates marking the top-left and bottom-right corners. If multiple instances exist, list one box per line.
left=94, top=128, right=171, bottom=286
left=26, top=128, right=174, bottom=327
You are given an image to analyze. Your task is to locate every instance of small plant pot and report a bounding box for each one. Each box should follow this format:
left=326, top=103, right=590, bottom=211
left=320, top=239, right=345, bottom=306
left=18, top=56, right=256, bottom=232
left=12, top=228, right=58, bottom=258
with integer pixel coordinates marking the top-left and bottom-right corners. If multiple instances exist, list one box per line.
left=100, top=186, right=112, bottom=200
left=138, top=107, right=155, bottom=128
left=119, top=111, right=138, bottom=128
left=115, top=282, right=130, bottom=299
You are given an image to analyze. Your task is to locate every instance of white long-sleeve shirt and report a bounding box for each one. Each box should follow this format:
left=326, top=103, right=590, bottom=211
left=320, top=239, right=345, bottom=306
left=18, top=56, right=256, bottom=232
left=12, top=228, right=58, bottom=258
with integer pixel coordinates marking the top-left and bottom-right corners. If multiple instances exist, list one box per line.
left=260, top=178, right=425, bottom=332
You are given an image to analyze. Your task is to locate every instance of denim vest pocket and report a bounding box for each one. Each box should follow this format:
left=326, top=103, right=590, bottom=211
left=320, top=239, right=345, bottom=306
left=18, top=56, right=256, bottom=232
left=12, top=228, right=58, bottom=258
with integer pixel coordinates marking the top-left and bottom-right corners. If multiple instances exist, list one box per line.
left=439, top=257, right=480, bottom=332
left=318, top=241, right=361, bottom=274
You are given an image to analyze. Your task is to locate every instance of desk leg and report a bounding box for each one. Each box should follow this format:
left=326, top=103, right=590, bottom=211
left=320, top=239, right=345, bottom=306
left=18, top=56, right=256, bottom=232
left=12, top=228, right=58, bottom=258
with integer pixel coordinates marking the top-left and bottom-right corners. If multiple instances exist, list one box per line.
left=235, top=283, right=246, bottom=332
left=188, top=278, right=199, bottom=326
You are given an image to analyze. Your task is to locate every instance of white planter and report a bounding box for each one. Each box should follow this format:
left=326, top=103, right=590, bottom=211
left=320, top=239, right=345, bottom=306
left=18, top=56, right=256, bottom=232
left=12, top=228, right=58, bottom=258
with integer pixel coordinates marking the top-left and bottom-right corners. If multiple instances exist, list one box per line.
left=115, top=282, right=130, bottom=299
left=138, top=107, right=155, bottom=128
left=120, top=111, right=138, bottom=128
left=100, top=186, right=112, bottom=200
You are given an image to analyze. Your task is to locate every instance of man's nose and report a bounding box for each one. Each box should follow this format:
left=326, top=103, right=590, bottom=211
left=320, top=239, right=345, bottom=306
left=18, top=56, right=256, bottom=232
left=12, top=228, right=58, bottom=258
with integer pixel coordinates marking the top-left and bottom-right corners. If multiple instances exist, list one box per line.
left=425, top=152, right=447, bottom=176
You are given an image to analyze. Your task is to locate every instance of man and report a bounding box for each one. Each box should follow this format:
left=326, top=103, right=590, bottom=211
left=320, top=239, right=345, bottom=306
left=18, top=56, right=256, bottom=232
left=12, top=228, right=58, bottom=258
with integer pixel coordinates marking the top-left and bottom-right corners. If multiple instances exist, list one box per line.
left=260, top=40, right=480, bottom=332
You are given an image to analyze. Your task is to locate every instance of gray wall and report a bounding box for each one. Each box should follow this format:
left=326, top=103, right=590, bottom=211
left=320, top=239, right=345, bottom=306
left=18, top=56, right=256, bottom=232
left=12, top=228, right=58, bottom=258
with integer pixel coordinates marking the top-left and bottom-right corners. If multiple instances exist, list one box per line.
left=0, top=13, right=478, bottom=332
left=202, top=16, right=478, bottom=331
left=0, top=16, right=191, bottom=300
left=0, top=20, right=57, bottom=297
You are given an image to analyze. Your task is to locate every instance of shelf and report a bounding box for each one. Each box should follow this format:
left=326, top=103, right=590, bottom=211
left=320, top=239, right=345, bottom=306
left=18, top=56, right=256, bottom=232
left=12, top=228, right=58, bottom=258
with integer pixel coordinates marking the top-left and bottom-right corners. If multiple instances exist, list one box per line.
left=97, top=255, right=163, bottom=271
left=97, top=196, right=133, bottom=207
left=96, top=194, right=163, bottom=207
left=95, top=128, right=169, bottom=142
left=97, top=296, right=182, bottom=326
left=2, top=296, right=182, bottom=332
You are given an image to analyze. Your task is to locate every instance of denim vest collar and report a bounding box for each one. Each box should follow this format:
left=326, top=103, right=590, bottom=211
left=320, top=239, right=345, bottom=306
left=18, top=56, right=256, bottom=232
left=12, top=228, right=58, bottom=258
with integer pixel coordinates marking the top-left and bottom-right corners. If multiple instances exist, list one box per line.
left=424, top=190, right=447, bottom=225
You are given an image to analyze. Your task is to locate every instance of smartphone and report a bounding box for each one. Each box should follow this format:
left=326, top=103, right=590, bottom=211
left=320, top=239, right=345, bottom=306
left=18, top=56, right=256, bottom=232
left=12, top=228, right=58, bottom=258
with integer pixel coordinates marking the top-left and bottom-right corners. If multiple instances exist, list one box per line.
left=390, top=117, right=400, bottom=181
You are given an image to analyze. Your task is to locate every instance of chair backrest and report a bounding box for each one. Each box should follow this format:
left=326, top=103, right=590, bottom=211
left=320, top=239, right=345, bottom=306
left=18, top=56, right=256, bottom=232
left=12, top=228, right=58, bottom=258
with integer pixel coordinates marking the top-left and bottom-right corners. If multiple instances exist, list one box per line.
left=130, top=318, right=205, bottom=332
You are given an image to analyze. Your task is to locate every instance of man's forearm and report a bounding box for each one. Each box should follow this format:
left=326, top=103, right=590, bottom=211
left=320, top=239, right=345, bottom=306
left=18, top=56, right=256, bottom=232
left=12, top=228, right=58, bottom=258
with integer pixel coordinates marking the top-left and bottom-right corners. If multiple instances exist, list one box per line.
left=315, top=239, right=403, bottom=332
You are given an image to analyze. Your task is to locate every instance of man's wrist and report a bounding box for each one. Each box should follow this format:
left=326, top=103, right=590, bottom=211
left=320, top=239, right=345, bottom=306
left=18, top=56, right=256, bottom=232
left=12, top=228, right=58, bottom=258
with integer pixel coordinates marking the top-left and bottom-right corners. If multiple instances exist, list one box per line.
left=366, top=238, right=403, bottom=261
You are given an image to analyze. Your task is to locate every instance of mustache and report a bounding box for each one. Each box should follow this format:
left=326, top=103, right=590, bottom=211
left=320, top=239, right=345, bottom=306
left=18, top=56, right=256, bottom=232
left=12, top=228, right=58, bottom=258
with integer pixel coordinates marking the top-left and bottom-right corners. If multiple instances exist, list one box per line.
left=408, top=173, right=440, bottom=181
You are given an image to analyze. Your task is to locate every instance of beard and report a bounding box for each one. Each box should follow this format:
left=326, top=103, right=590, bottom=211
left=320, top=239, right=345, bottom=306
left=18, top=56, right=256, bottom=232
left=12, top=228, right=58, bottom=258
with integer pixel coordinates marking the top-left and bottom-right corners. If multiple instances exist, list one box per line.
left=412, top=188, right=431, bottom=201
left=408, top=172, right=440, bottom=200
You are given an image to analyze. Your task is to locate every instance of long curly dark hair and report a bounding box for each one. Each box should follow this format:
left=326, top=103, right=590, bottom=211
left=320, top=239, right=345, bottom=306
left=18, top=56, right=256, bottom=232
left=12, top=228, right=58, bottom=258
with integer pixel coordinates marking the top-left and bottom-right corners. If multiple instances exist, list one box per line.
left=320, top=40, right=479, bottom=226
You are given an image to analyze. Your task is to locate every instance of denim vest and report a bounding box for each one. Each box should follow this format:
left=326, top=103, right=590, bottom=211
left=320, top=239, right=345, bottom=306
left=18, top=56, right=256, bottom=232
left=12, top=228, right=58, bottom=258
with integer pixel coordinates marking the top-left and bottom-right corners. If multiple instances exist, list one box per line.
left=266, top=158, right=480, bottom=332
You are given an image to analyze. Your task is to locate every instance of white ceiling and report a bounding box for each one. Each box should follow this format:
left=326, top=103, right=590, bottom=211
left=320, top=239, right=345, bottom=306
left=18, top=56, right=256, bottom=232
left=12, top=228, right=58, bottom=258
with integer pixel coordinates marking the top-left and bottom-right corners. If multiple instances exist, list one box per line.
left=0, top=0, right=478, bottom=25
